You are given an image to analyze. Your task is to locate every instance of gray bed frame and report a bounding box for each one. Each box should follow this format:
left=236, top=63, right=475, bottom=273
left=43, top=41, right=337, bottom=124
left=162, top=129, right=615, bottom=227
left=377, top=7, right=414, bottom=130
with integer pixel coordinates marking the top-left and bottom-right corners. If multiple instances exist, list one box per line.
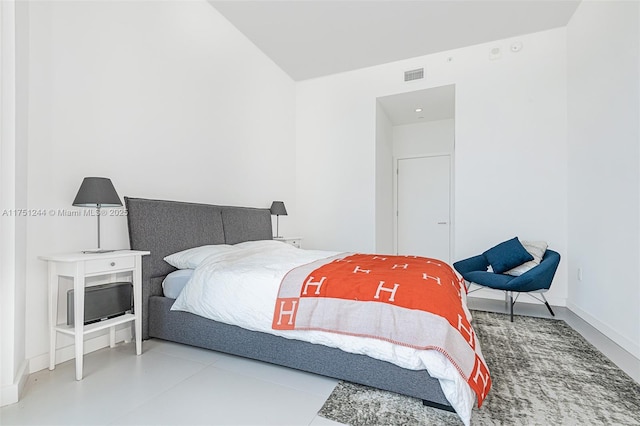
left=124, top=196, right=454, bottom=412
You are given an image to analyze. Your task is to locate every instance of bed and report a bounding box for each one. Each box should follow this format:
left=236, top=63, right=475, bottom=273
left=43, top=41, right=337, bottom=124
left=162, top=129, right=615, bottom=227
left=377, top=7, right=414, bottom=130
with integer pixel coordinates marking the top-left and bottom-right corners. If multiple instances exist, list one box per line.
left=125, top=196, right=489, bottom=425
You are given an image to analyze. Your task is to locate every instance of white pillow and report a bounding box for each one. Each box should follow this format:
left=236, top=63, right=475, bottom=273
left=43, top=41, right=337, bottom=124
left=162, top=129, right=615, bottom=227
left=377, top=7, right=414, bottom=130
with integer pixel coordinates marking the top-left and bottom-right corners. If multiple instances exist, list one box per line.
left=163, top=244, right=238, bottom=269
left=162, top=269, right=193, bottom=299
left=505, top=241, right=548, bottom=276
left=233, top=239, right=292, bottom=250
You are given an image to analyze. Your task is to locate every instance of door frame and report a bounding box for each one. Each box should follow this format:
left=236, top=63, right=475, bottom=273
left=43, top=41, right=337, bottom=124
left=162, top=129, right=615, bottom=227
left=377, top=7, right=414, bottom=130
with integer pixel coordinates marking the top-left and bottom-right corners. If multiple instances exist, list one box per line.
left=393, top=153, right=455, bottom=262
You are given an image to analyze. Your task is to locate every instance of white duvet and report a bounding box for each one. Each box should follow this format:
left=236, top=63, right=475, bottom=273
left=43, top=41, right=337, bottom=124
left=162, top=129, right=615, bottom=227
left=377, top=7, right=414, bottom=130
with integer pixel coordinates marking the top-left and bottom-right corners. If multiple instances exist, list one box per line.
left=170, top=240, right=476, bottom=425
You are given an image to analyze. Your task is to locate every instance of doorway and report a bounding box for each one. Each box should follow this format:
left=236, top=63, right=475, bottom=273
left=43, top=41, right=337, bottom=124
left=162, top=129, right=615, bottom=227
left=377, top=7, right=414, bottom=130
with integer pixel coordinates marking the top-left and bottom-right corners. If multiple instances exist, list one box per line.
left=375, top=84, right=455, bottom=257
left=395, top=154, right=451, bottom=262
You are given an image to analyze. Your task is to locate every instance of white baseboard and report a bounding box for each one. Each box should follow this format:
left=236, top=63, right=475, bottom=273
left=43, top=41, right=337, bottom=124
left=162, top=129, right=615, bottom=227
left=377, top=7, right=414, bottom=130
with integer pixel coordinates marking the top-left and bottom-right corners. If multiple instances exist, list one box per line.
left=28, top=327, right=133, bottom=374
left=0, top=359, right=28, bottom=407
left=467, top=287, right=567, bottom=307
left=567, top=301, right=640, bottom=360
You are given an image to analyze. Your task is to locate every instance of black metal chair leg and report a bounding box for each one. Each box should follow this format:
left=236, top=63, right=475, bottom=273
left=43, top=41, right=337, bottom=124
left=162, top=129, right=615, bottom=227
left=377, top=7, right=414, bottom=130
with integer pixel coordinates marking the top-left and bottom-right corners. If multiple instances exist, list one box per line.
left=510, top=293, right=514, bottom=322
left=544, top=301, right=555, bottom=316
left=541, top=293, right=555, bottom=316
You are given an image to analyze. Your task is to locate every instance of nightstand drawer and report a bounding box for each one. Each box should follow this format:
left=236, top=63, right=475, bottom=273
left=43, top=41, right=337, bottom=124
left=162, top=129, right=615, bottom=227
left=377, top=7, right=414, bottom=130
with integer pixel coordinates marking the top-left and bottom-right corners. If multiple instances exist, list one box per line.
left=85, top=256, right=134, bottom=274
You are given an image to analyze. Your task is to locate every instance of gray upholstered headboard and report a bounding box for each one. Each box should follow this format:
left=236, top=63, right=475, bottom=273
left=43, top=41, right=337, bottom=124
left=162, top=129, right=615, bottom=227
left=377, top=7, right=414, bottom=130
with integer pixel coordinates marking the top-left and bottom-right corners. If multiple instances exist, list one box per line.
left=124, top=197, right=272, bottom=338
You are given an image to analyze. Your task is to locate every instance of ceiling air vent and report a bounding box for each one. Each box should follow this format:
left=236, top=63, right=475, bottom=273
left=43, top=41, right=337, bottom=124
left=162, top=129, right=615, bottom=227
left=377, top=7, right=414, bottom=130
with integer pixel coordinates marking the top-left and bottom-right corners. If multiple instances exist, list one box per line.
left=404, top=68, right=424, bottom=82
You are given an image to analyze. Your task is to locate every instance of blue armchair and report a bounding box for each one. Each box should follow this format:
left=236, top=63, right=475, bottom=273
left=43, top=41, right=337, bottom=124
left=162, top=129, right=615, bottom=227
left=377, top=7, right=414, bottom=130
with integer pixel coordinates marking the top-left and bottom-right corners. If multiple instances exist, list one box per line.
left=453, top=249, right=561, bottom=321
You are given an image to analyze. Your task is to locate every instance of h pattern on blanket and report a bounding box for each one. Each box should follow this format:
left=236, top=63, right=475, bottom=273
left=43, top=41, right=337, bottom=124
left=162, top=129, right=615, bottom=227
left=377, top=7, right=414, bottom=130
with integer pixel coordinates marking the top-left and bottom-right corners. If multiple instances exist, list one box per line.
left=272, top=253, right=492, bottom=406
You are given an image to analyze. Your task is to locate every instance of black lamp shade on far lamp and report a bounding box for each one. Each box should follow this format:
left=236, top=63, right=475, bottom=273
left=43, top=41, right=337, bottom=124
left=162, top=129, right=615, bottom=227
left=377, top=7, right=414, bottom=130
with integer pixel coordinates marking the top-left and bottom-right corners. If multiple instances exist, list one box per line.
left=73, top=177, right=122, bottom=252
left=270, top=201, right=287, bottom=239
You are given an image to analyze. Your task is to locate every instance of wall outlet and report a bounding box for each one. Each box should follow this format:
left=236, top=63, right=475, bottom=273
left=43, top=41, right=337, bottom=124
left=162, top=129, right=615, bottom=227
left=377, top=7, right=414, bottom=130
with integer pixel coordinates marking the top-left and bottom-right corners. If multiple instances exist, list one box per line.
left=577, top=267, right=583, bottom=281
left=510, top=41, right=523, bottom=52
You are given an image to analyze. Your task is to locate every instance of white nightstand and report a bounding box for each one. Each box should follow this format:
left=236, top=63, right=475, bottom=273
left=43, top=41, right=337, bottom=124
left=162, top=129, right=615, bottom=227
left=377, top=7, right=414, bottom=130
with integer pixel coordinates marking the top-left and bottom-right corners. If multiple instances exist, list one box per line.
left=39, top=249, right=150, bottom=380
left=274, top=237, right=302, bottom=248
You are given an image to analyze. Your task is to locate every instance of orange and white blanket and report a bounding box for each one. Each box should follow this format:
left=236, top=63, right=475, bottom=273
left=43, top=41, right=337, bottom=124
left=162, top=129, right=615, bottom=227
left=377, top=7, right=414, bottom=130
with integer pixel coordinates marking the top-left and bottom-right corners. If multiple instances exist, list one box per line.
left=273, top=253, right=492, bottom=407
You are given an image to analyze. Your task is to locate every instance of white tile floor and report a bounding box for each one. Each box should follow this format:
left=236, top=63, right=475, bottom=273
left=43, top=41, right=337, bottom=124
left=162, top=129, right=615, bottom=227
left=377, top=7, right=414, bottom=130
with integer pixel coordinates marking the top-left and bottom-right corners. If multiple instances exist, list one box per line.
left=0, top=339, right=342, bottom=426
left=2, top=297, right=638, bottom=426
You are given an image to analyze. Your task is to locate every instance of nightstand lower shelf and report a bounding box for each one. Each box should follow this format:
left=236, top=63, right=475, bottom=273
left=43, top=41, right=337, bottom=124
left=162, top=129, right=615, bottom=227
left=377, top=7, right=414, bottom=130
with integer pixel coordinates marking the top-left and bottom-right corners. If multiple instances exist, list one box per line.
left=55, top=313, right=135, bottom=336
left=55, top=313, right=136, bottom=352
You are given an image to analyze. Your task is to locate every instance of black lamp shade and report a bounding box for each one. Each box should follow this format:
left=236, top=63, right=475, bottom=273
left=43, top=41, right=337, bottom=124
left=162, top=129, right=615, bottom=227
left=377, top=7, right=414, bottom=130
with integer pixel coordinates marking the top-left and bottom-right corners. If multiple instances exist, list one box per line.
left=270, top=201, right=287, bottom=216
left=72, top=177, right=122, bottom=207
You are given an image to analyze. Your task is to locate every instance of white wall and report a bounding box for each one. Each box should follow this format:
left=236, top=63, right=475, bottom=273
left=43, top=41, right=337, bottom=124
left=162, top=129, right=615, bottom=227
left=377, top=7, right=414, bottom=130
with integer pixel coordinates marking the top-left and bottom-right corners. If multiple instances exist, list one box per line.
left=24, top=0, right=296, bottom=371
left=296, top=28, right=568, bottom=305
left=1, top=0, right=29, bottom=407
left=566, top=1, right=640, bottom=359
left=374, top=103, right=394, bottom=253
left=392, top=119, right=455, bottom=157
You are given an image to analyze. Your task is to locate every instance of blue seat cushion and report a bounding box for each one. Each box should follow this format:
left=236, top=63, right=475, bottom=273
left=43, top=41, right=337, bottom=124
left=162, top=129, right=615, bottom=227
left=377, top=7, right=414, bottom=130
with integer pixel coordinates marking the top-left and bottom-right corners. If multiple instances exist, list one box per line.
left=483, top=237, right=533, bottom=274
left=463, top=271, right=515, bottom=290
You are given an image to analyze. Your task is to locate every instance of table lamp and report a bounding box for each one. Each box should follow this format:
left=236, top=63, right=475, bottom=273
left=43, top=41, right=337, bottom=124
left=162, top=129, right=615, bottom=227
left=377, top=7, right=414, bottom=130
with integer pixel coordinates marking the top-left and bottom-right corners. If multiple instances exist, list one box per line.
left=270, top=201, right=287, bottom=238
left=72, top=177, right=122, bottom=252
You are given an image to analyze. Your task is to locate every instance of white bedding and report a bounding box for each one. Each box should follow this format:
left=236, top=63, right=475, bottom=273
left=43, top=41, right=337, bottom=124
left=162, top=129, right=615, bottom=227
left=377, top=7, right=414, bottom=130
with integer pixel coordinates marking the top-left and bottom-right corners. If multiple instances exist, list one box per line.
left=170, top=240, right=476, bottom=425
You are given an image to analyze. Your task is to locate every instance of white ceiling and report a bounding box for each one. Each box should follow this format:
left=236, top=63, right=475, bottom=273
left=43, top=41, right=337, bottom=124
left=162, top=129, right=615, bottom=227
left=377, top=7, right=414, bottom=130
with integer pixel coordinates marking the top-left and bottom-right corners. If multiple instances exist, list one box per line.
left=208, top=0, right=580, bottom=82
left=208, top=0, right=579, bottom=125
left=378, top=84, right=455, bottom=126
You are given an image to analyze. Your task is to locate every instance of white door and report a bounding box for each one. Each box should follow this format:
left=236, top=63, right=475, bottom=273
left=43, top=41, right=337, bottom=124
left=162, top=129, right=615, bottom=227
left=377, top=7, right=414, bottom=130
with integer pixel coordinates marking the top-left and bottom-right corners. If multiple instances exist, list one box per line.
left=396, top=155, right=451, bottom=262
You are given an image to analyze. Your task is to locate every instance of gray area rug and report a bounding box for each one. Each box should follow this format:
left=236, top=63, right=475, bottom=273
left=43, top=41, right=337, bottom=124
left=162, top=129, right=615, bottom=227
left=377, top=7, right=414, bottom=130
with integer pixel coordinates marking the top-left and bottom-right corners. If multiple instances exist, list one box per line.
left=318, top=310, right=640, bottom=425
